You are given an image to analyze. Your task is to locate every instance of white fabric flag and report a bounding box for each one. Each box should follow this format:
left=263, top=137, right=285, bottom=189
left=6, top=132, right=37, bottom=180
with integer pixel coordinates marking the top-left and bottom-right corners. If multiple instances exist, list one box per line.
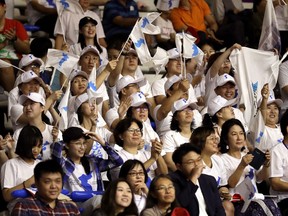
left=139, top=12, right=161, bottom=35
left=258, top=0, right=281, bottom=51
left=130, top=22, right=152, bottom=64
left=150, top=47, right=169, bottom=75
left=55, top=0, right=83, bottom=15
left=182, top=33, right=204, bottom=66
left=156, top=0, right=180, bottom=11
left=46, top=49, right=79, bottom=78
left=229, top=47, right=280, bottom=128
left=87, top=64, right=101, bottom=100
left=57, top=82, right=70, bottom=130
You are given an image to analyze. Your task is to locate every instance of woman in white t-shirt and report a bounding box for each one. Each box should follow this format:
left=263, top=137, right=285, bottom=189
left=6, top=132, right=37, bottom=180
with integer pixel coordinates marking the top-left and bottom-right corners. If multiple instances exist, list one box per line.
left=1, top=125, right=42, bottom=213
left=220, top=119, right=281, bottom=215
left=191, top=126, right=234, bottom=216
left=162, top=98, right=197, bottom=172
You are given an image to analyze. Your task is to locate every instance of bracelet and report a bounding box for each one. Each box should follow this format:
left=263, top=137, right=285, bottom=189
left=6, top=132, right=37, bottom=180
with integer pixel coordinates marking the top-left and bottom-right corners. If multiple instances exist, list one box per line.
left=23, top=180, right=26, bottom=188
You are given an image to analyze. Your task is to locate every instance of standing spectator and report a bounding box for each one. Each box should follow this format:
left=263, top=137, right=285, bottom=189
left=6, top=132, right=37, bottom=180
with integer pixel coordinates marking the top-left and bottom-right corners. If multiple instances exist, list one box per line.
left=102, top=0, right=139, bottom=45
left=0, top=0, right=30, bottom=91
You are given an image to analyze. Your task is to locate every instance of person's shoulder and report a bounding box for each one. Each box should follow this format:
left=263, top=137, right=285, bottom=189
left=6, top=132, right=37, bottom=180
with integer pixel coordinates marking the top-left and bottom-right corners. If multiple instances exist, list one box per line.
left=57, top=200, right=80, bottom=212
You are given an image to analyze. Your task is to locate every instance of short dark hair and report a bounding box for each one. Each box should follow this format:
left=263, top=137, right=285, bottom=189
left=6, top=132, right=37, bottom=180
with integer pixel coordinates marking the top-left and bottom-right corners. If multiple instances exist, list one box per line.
left=172, top=143, right=201, bottom=165
left=119, top=159, right=148, bottom=183
left=99, top=179, right=138, bottom=216
left=280, top=109, right=288, bottom=136
left=219, top=119, right=246, bottom=153
left=170, top=111, right=194, bottom=132
left=191, top=126, right=215, bottom=151
left=113, top=118, right=143, bottom=147
left=30, top=37, right=52, bottom=58
left=15, top=125, right=43, bottom=159
left=34, top=159, right=64, bottom=182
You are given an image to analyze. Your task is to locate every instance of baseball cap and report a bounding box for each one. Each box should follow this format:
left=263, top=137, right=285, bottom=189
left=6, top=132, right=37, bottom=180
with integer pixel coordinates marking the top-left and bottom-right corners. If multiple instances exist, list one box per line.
left=267, top=90, right=283, bottom=107
left=172, top=98, right=198, bottom=114
left=116, top=75, right=146, bottom=93
left=17, top=70, right=42, bottom=85
left=62, top=127, right=89, bottom=144
left=164, top=75, right=192, bottom=92
left=19, top=54, right=44, bottom=69
left=130, top=92, right=151, bottom=107
left=80, top=45, right=100, bottom=57
left=207, top=95, right=237, bottom=116
left=167, top=48, right=180, bottom=59
left=69, top=69, right=88, bottom=81
left=19, top=92, right=46, bottom=106
left=126, top=48, right=137, bottom=56
left=215, top=74, right=236, bottom=88
left=79, top=16, right=97, bottom=29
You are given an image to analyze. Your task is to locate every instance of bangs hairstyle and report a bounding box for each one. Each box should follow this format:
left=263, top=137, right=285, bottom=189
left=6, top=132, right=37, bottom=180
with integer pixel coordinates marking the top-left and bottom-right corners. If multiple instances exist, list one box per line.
left=34, top=159, right=64, bottom=183
left=191, top=126, right=215, bottom=151
left=15, top=125, right=43, bottom=159
left=119, top=159, right=148, bottom=183
left=100, top=178, right=138, bottom=216
left=219, top=119, right=246, bottom=153
left=113, top=118, right=143, bottom=147
left=170, top=110, right=194, bottom=132
left=145, top=174, right=179, bottom=211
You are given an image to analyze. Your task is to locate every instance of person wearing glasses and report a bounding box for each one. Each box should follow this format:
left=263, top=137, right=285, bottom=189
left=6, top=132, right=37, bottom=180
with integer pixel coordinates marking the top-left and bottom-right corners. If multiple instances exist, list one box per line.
left=170, top=143, right=225, bottom=216
left=111, top=118, right=167, bottom=181
left=119, top=159, right=149, bottom=214
left=51, top=127, right=123, bottom=216
left=141, top=174, right=190, bottom=216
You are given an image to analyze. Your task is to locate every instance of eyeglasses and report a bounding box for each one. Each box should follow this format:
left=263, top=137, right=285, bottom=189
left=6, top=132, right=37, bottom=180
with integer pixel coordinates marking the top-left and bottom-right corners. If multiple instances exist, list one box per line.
left=135, top=107, right=148, bottom=112
left=206, top=136, right=220, bottom=143
left=156, top=185, right=175, bottom=192
left=182, top=156, right=202, bottom=166
left=127, top=171, right=145, bottom=177
left=127, top=128, right=142, bottom=134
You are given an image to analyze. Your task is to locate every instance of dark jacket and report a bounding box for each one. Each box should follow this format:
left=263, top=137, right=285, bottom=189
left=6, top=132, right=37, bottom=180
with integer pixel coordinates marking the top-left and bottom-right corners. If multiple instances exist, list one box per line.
left=169, top=170, right=225, bottom=216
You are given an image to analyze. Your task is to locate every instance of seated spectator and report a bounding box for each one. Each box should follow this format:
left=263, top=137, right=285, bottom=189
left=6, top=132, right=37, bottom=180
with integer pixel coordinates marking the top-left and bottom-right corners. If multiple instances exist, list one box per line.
left=270, top=109, right=288, bottom=215
left=162, top=99, right=197, bottom=171
left=111, top=118, right=167, bottom=180
left=92, top=178, right=138, bottom=216
left=169, top=143, right=226, bottom=216
left=102, top=0, right=139, bottom=45
left=119, top=159, right=149, bottom=214
left=51, top=127, right=123, bottom=216
left=141, top=174, right=190, bottom=216
left=220, top=119, right=281, bottom=215
left=11, top=159, right=80, bottom=215
left=0, top=0, right=30, bottom=91
left=1, top=125, right=42, bottom=213
left=278, top=60, right=288, bottom=115
left=25, top=0, right=58, bottom=38
left=54, top=0, right=106, bottom=50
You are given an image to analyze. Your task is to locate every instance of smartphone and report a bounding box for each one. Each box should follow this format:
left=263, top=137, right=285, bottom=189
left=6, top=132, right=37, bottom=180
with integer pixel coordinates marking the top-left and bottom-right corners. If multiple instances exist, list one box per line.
left=249, top=148, right=266, bottom=170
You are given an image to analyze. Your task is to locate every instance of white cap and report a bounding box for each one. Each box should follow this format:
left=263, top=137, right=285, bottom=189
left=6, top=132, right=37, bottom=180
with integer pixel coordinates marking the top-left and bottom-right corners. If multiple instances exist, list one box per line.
left=18, top=70, right=41, bottom=85
left=126, top=48, right=137, bottom=56
left=130, top=92, right=151, bottom=107
left=19, top=92, right=46, bottom=106
left=215, top=74, right=236, bottom=88
left=116, top=75, right=146, bottom=93
left=19, top=54, right=44, bottom=69
left=267, top=90, right=283, bottom=107
left=207, top=95, right=237, bottom=116
left=167, top=48, right=180, bottom=59
left=10, top=104, right=23, bottom=124
left=156, top=0, right=180, bottom=11
left=74, top=93, right=89, bottom=112
left=80, top=45, right=100, bottom=57
left=69, top=69, right=88, bottom=81
left=172, top=98, right=198, bottom=114
left=164, top=75, right=192, bottom=92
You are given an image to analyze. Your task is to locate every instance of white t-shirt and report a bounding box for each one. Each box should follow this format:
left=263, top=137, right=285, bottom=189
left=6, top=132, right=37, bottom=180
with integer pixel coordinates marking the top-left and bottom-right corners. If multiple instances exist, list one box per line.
left=202, top=154, right=228, bottom=187
left=154, top=16, right=176, bottom=40
left=204, top=69, right=218, bottom=106
left=26, top=0, right=55, bottom=25
left=110, top=148, right=157, bottom=181
left=69, top=43, right=108, bottom=60
left=151, top=76, right=167, bottom=97
left=162, top=130, right=190, bottom=153
left=54, top=10, right=105, bottom=46
left=134, top=193, right=147, bottom=214
left=278, top=61, right=288, bottom=110
left=1, top=157, right=40, bottom=212
left=269, top=143, right=288, bottom=202
left=221, top=152, right=258, bottom=196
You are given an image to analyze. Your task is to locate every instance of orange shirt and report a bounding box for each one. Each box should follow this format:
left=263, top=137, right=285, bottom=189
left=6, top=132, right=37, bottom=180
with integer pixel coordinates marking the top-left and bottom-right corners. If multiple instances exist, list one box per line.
left=170, top=0, right=211, bottom=32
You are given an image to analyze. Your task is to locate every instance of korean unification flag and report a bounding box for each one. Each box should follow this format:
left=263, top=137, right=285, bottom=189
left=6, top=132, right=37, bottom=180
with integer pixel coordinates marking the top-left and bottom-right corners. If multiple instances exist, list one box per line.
left=183, top=33, right=204, bottom=66
left=151, top=47, right=169, bottom=75
left=57, top=82, right=70, bottom=130
left=55, top=0, right=83, bottom=15
left=138, top=12, right=161, bottom=35
left=87, top=64, right=100, bottom=100
left=258, top=0, right=281, bottom=51
left=130, top=21, right=152, bottom=64
left=46, top=49, right=79, bottom=78
left=156, top=0, right=180, bottom=11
